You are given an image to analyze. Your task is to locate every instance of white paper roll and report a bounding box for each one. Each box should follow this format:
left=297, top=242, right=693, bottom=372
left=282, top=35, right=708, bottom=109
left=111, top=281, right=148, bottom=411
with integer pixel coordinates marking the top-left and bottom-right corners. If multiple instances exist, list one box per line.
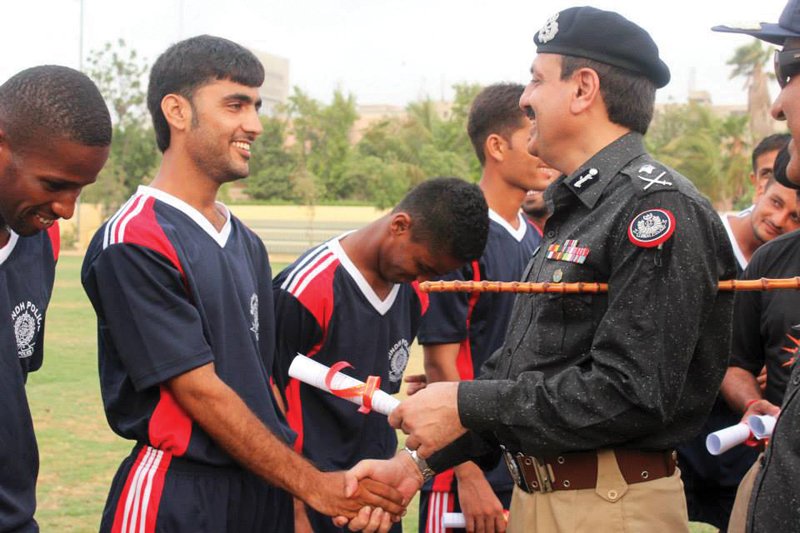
left=288, top=354, right=400, bottom=416
left=706, top=423, right=752, bottom=455
left=442, top=513, right=466, bottom=529
left=747, top=415, right=777, bottom=440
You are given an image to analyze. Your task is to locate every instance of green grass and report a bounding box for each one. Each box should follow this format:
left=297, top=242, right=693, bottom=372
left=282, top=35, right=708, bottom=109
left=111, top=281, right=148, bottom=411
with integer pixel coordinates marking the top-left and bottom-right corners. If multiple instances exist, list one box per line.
left=27, top=255, right=718, bottom=532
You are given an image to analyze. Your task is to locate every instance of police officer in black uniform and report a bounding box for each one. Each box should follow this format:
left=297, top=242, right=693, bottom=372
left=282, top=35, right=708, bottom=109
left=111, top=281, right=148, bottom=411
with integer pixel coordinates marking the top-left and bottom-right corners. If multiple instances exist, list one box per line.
left=378, top=7, right=737, bottom=533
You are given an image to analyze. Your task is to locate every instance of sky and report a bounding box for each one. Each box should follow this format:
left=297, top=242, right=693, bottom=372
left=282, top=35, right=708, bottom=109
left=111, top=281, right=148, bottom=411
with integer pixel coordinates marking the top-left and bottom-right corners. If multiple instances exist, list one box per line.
left=1, top=0, right=791, bottom=108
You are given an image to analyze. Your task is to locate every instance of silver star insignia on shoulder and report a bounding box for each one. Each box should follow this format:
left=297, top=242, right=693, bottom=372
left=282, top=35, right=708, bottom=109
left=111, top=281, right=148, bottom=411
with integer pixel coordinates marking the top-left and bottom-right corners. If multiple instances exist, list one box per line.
left=639, top=164, right=656, bottom=174
left=537, top=13, right=560, bottom=44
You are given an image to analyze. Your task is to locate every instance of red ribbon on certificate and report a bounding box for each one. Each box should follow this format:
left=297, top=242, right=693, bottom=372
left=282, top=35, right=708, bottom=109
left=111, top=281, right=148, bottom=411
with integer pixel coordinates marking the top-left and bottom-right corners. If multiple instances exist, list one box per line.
left=324, top=361, right=382, bottom=414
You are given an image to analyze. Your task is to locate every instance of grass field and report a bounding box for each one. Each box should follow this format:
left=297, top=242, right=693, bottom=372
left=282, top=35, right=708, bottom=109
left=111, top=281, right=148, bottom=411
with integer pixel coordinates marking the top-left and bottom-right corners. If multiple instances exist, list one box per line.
left=28, top=255, right=716, bottom=532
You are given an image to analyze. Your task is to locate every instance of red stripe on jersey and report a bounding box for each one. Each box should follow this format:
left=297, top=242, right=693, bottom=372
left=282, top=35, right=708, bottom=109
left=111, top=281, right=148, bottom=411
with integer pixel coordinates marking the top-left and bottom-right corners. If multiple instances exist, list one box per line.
left=455, top=260, right=482, bottom=381
left=117, top=196, right=186, bottom=280
left=285, top=377, right=305, bottom=454
left=46, top=221, right=60, bottom=261
left=434, top=261, right=482, bottom=492
left=412, top=280, right=430, bottom=315
left=148, top=386, right=192, bottom=456
left=293, top=256, right=338, bottom=331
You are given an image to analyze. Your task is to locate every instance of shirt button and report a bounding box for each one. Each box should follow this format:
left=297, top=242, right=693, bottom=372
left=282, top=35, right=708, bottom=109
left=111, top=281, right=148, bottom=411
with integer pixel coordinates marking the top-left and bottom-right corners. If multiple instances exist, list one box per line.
left=546, top=230, right=556, bottom=239
left=793, top=374, right=800, bottom=385
left=607, top=490, right=618, bottom=500
left=505, top=348, right=512, bottom=358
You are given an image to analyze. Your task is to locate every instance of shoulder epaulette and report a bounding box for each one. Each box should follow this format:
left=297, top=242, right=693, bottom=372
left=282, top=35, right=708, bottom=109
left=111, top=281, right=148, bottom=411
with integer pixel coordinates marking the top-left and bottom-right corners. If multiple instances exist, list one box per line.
left=621, top=157, right=677, bottom=196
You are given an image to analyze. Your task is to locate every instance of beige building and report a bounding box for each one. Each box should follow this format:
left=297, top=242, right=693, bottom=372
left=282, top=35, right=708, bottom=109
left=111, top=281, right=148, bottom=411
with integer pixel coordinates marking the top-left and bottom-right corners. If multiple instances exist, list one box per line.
left=251, top=49, right=290, bottom=116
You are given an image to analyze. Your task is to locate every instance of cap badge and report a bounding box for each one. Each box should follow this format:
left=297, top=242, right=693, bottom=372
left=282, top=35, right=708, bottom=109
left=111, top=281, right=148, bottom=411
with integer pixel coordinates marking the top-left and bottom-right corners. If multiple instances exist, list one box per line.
left=628, top=209, right=675, bottom=248
left=537, top=13, right=560, bottom=44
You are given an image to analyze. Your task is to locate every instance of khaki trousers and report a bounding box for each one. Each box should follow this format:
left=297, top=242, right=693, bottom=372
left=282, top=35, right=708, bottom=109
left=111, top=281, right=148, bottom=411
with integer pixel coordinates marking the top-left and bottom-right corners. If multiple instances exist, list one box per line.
left=727, top=453, right=762, bottom=533
left=507, top=450, right=689, bottom=533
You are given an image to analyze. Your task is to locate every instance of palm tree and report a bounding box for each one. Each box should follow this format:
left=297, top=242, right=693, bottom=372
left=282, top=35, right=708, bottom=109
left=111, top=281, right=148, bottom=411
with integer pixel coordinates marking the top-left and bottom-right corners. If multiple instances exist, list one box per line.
left=727, top=40, right=775, bottom=143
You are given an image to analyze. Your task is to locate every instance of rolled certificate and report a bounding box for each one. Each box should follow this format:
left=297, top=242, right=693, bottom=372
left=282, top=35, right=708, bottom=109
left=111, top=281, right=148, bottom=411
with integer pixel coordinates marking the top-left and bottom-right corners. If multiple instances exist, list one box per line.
left=706, top=423, right=752, bottom=455
left=442, top=513, right=466, bottom=529
left=288, top=354, right=400, bottom=416
left=747, top=415, right=777, bottom=440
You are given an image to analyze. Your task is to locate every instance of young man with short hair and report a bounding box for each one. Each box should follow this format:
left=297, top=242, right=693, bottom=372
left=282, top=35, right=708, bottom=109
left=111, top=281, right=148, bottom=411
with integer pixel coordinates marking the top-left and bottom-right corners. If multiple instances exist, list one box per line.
left=416, top=83, right=546, bottom=533
left=0, top=65, right=111, bottom=533
left=81, top=35, right=402, bottom=533
left=274, top=177, right=488, bottom=533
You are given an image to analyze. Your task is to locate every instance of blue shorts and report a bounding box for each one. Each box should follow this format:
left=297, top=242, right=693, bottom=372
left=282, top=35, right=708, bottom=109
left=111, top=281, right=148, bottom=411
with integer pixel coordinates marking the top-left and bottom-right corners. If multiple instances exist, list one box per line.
left=100, top=445, right=293, bottom=533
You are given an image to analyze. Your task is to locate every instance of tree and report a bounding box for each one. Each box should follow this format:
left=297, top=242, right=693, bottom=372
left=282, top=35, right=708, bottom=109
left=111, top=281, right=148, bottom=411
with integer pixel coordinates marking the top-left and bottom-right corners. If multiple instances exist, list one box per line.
left=245, top=115, right=298, bottom=202
left=83, top=40, right=158, bottom=212
left=728, top=40, right=775, bottom=144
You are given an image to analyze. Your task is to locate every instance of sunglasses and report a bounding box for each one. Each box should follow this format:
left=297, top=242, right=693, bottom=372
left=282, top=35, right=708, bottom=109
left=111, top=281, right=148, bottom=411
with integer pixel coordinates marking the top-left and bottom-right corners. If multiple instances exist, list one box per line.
left=775, top=48, right=800, bottom=88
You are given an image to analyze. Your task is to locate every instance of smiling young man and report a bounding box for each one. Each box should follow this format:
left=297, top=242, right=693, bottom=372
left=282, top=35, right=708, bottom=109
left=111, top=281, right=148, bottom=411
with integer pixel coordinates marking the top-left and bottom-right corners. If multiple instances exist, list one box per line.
left=0, top=65, right=111, bottom=533
left=81, top=35, right=403, bottom=533
left=273, top=177, right=488, bottom=533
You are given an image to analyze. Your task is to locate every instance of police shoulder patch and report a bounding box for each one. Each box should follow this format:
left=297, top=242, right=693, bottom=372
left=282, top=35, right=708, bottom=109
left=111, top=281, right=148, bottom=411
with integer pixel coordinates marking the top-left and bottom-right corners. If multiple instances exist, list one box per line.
left=627, top=208, right=675, bottom=248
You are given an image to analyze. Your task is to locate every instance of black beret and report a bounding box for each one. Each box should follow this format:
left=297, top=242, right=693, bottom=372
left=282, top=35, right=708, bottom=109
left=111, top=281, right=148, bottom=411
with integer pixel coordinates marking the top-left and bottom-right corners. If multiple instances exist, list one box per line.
left=534, top=6, right=671, bottom=89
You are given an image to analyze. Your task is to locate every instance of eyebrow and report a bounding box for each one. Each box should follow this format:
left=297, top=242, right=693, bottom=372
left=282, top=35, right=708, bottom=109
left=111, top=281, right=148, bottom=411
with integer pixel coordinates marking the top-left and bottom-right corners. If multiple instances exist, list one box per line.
left=224, top=93, right=263, bottom=109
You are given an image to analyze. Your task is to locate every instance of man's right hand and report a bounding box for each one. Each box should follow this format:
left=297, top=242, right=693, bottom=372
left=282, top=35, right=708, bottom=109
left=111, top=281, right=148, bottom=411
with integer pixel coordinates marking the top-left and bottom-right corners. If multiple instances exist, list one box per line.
left=404, top=374, right=428, bottom=396
left=454, top=462, right=507, bottom=533
left=305, top=471, right=406, bottom=522
left=742, top=398, right=781, bottom=421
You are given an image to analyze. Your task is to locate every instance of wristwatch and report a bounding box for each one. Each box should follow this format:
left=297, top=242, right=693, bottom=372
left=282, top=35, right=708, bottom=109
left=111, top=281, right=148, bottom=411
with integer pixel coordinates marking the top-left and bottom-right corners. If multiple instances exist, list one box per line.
left=403, top=446, right=435, bottom=482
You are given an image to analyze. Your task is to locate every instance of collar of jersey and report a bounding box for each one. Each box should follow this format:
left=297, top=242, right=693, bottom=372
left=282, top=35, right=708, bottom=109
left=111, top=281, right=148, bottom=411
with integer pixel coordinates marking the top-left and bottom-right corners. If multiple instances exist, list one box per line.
left=136, top=185, right=232, bottom=248
left=0, top=230, right=20, bottom=266
left=720, top=213, right=749, bottom=271
left=563, top=131, right=647, bottom=209
left=488, top=209, right=528, bottom=242
left=328, top=233, right=400, bottom=316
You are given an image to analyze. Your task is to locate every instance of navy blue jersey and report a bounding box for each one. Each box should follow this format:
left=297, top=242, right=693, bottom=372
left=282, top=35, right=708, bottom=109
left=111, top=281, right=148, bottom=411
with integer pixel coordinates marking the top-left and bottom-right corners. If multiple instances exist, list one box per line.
left=417, top=210, right=539, bottom=492
left=82, top=186, right=293, bottom=467
left=0, top=224, right=59, bottom=531
left=273, top=236, right=428, bottom=471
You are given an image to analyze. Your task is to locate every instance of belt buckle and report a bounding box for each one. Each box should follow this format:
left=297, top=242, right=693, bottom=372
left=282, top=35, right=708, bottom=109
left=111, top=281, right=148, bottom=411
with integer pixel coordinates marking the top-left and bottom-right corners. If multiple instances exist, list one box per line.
left=501, top=447, right=523, bottom=488
left=517, top=453, right=555, bottom=493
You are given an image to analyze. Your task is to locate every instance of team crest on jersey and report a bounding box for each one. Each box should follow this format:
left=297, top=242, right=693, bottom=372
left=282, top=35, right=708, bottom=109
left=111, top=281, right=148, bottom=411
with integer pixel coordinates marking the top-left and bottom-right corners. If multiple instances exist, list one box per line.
left=628, top=209, right=676, bottom=248
left=388, top=338, right=410, bottom=383
left=249, top=293, right=259, bottom=341
left=11, top=301, right=43, bottom=359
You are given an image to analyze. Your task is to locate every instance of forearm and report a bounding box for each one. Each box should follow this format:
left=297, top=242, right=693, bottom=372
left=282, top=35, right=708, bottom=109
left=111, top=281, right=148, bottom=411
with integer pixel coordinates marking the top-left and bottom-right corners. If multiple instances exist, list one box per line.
left=720, top=366, right=763, bottom=413
left=168, top=364, right=323, bottom=499
left=423, top=343, right=462, bottom=382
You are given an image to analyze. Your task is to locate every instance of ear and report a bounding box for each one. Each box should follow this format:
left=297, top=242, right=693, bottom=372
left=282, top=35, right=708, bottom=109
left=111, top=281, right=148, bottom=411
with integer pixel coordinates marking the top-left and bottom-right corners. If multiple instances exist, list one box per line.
left=161, top=94, right=192, bottom=134
left=485, top=133, right=506, bottom=163
left=0, top=127, right=11, bottom=169
left=569, top=68, right=601, bottom=115
left=389, top=212, right=412, bottom=236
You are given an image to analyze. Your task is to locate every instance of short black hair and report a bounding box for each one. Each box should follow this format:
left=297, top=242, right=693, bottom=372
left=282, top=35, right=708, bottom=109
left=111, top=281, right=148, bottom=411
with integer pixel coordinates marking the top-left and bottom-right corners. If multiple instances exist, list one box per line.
left=0, top=65, right=111, bottom=149
left=752, top=133, right=790, bottom=173
left=561, top=56, right=656, bottom=135
left=393, top=177, right=488, bottom=262
left=147, top=35, right=264, bottom=152
left=468, top=83, right=528, bottom=166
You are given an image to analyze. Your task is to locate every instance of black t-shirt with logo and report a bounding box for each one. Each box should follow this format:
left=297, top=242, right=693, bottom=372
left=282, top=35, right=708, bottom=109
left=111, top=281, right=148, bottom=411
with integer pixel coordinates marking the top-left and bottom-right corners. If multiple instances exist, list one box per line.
left=0, top=225, right=58, bottom=531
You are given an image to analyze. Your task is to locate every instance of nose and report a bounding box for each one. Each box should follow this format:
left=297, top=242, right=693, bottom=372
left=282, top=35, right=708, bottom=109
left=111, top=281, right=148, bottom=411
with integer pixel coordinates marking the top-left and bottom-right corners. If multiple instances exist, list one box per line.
left=51, top=191, right=80, bottom=220
left=244, top=108, right=263, bottom=137
left=519, top=86, right=534, bottom=118
left=772, top=91, right=786, bottom=121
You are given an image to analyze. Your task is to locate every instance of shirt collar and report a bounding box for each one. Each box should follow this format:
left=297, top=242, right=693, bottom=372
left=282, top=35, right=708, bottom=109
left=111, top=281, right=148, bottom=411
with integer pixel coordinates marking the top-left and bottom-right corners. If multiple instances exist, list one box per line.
left=561, top=131, right=647, bottom=209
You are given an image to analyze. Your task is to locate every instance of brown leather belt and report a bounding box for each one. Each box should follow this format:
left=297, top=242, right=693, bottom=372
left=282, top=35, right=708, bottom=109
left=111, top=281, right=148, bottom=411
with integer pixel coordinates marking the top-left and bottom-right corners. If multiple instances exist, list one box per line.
left=503, top=448, right=677, bottom=493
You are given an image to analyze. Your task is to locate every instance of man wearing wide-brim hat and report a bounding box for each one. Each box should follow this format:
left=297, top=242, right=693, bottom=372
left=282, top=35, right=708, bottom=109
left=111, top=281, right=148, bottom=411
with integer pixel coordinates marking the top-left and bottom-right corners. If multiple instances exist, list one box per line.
left=714, top=2, right=800, bottom=531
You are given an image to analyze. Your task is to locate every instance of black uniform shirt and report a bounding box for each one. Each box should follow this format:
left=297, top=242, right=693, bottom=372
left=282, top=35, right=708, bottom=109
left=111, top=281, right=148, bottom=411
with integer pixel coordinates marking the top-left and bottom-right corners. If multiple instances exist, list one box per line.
left=430, top=133, right=736, bottom=470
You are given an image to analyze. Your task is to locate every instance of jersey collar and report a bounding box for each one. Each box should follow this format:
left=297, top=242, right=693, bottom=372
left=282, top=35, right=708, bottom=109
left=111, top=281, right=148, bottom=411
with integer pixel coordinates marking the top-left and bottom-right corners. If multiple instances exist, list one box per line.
left=328, top=235, right=400, bottom=316
left=137, top=185, right=232, bottom=248
left=0, top=230, right=19, bottom=266
left=488, top=209, right=529, bottom=242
